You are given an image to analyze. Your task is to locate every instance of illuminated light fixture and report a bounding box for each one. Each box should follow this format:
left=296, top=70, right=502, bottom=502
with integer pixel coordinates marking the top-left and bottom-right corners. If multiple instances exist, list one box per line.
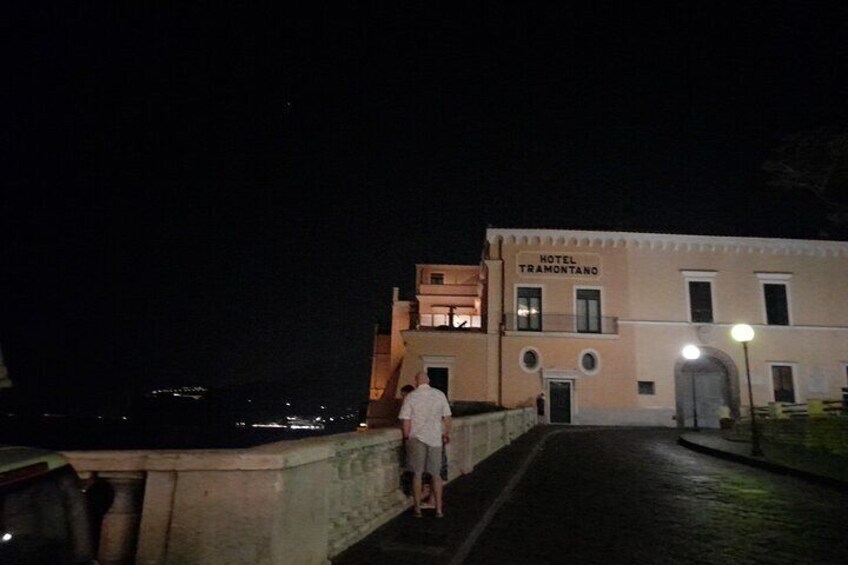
left=731, top=324, right=763, bottom=457
left=730, top=323, right=754, bottom=343
left=682, top=344, right=701, bottom=360
left=681, top=345, right=702, bottom=431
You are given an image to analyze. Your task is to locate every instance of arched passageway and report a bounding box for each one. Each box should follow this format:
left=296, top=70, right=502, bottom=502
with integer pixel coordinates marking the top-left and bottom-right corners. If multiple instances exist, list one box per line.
left=674, top=347, right=740, bottom=429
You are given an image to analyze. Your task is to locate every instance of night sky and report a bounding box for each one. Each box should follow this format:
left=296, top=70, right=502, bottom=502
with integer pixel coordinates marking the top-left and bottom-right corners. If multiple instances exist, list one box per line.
left=3, top=3, right=846, bottom=415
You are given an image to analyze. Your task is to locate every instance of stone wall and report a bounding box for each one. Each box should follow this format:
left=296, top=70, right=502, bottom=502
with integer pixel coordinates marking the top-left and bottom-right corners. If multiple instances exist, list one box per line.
left=64, top=407, right=535, bottom=565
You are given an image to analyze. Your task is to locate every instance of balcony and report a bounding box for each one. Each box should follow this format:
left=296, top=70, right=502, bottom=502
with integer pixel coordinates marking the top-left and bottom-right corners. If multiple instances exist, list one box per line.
left=417, top=283, right=480, bottom=297
left=411, top=312, right=483, bottom=331
left=504, top=313, right=618, bottom=334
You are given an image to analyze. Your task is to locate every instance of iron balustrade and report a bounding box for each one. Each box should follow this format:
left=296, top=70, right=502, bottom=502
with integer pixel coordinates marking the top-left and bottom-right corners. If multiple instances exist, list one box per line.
left=411, top=313, right=484, bottom=331
left=504, top=313, right=618, bottom=334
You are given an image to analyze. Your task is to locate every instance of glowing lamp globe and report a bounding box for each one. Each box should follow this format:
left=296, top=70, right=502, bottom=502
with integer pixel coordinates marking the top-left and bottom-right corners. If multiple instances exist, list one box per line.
left=731, top=324, right=755, bottom=343
left=682, top=345, right=701, bottom=360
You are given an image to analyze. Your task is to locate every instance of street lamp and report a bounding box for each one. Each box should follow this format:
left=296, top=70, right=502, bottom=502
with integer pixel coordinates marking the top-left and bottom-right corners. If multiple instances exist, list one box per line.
left=682, top=345, right=701, bottom=431
left=731, top=324, right=763, bottom=457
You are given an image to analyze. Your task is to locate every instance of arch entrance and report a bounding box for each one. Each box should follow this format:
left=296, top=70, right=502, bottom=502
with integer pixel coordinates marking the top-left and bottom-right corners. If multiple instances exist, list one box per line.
left=674, top=347, right=740, bottom=429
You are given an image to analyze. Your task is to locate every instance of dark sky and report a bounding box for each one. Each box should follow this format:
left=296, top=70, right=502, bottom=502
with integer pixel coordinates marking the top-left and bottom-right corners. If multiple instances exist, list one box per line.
left=2, top=2, right=846, bottom=414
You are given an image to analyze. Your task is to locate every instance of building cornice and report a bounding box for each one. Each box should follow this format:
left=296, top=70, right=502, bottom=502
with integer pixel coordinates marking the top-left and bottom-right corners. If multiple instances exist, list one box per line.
left=486, top=228, right=848, bottom=258
left=416, top=263, right=481, bottom=270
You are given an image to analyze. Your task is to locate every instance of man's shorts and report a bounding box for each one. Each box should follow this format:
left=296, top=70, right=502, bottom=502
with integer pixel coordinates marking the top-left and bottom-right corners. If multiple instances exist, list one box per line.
left=406, top=438, right=443, bottom=477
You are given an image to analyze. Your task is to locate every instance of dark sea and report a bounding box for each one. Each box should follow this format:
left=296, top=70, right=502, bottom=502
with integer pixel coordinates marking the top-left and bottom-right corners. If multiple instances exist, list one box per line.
left=0, top=381, right=369, bottom=451
left=0, top=413, right=361, bottom=451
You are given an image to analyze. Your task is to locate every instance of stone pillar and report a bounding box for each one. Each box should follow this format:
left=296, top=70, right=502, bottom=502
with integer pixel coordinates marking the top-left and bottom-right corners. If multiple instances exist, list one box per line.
left=96, top=472, right=145, bottom=565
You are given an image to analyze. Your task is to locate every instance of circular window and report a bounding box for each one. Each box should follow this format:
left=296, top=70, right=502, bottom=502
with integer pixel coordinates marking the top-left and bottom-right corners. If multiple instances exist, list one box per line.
left=579, top=349, right=600, bottom=375
left=520, top=347, right=541, bottom=372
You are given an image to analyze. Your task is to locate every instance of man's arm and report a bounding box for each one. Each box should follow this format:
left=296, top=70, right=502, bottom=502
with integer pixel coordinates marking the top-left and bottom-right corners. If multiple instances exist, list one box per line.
left=402, top=418, right=411, bottom=439
left=442, top=416, right=452, bottom=443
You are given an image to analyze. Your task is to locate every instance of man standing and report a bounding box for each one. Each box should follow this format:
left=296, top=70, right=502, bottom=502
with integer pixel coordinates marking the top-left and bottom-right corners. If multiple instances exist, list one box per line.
left=399, top=372, right=452, bottom=518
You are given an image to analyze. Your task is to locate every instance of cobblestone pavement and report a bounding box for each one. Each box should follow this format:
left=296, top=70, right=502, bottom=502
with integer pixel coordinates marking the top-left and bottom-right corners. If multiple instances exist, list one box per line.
left=463, top=428, right=848, bottom=565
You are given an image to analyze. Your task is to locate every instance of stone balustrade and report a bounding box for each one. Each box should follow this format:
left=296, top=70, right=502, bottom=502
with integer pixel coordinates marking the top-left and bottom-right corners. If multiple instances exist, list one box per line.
left=64, top=407, right=535, bottom=565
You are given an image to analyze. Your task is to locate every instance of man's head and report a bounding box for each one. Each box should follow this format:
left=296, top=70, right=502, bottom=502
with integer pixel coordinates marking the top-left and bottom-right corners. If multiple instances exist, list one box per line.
left=400, top=384, right=415, bottom=398
left=414, top=372, right=430, bottom=387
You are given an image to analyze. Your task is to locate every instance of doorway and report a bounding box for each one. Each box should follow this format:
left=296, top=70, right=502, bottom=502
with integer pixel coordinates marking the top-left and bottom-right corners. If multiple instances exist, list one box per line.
left=549, top=380, right=573, bottom=424
left=427, top=367, right=449, bottom=399
left=676, top=355, right=731, bottom=429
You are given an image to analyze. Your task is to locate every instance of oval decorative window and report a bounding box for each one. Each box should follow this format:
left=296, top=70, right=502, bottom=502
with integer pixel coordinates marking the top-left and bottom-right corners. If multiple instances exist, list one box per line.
left=520, top=348, right=541, bottom=372
left=579, top=350, right=600, bottom=375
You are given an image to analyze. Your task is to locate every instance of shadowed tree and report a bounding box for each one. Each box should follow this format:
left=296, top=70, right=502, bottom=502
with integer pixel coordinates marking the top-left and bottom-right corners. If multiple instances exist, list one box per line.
left=761, top=127, right=848, bottom=239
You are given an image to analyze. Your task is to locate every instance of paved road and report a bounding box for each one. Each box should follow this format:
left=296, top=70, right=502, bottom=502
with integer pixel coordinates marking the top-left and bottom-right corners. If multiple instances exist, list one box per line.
left=463, top=428, right=848, bottom=565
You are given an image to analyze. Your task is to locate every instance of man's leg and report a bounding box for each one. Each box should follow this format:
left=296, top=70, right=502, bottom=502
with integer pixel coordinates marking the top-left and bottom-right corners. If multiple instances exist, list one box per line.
left=411, top=473, right=423, bottom=514
left=407, top=439, right=426, bottom=516
left=420, top=474, right=434, bottom=508
left=432, top=475, right=444, bottom=516
left=430, top=444, right=445, bottom=516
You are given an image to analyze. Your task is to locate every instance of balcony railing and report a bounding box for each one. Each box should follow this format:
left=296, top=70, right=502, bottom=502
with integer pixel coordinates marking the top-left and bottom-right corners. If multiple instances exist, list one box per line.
left=504, top=313, right=618, bottom=334
left=417, top=283, right=480, bottom=297
left=412, top=313, right=483, bottom=331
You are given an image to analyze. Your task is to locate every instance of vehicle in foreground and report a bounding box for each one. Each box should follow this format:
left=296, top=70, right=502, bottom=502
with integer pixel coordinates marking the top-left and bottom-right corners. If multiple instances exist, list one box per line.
left=0, top=445, right=96, bottom=564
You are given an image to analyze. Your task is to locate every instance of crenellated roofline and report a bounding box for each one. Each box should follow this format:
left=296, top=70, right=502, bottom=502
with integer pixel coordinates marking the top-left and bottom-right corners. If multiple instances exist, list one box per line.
left=486, top=228, right=848, bottom=258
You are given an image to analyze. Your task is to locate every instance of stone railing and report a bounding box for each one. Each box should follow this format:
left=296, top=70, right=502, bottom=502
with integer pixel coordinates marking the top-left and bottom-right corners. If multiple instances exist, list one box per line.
left=64, top=408, right=535, bottom=565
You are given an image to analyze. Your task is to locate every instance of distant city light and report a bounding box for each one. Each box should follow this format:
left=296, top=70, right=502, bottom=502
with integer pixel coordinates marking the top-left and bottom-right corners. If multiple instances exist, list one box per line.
left=1, top=532, right=12, bottom=543
left=245, top=414, right=326, bottom=430
left=146, top=386, right=208, bottom=401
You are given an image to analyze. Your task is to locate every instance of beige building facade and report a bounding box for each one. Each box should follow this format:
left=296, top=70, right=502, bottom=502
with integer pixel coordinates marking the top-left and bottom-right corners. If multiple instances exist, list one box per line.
left=369, top=228, right=848, bottom=428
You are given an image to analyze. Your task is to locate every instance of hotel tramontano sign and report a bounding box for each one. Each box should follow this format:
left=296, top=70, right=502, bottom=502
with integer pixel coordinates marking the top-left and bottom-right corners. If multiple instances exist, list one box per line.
left=516, top=252, right=601, bottom=278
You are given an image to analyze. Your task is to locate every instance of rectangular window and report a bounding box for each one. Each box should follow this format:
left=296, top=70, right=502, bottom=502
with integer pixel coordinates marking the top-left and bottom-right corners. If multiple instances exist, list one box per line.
left=430, top=273, right=444, bottom=285
left=638, top=381, right=655, bottom=395
left=688, top=281, right=714, bottom=323
left=771, top=365, right=795, bottom=403
left=763, top=283, right=789, bottom=325
left=517, top=287, right=542, bottom=331
left=576, top=289, right=601, bottom=333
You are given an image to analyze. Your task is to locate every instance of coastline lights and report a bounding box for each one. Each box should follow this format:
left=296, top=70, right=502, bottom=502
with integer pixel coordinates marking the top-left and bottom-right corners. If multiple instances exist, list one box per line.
left=730, top=324, right=763, bottom=457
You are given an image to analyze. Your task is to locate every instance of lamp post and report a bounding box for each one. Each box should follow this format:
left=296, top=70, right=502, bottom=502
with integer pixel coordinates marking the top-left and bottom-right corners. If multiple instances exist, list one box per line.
left=682, top=345, right=701, bottom=431
left=731, top=324, right=763, bottom=457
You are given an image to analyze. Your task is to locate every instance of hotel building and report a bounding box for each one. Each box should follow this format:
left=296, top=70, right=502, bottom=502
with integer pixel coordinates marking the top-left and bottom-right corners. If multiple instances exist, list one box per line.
left=369, top=228, right=848, bottom=428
